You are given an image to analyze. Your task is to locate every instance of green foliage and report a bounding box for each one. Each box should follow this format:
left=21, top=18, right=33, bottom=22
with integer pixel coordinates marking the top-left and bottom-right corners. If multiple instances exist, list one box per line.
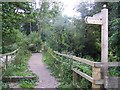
left=109, top=18, right=120, bottom=60
left=4, top=48, right=32, bottom=76
left=2, top=2, right=32, bottom=30
left=43, top=48, right=92, bottom=89
left=2, top=2, right=33, bottom=53
left=20, top=79, right=36, bottom=89
left=107, top=2, right=120, bottom=76
left=109, top=67, right=120, bottom=76
left=43, top=48, right=72, bottom=86
left=2, top=43, right=18, bottom=54
left=42, top=2, right=120, bottom=79
left=73, top=62, right=92, bottom=76
left=2, top=28, right=27, bottom=53
left=42, top=10, right=101, bottom=60
left=2, top=82, right=11, bottom=90
left=3, top=48, right=38, bottom=88
left=2, top=1, right=120, bottom=89
left=26, top=32, right=42, bottom=52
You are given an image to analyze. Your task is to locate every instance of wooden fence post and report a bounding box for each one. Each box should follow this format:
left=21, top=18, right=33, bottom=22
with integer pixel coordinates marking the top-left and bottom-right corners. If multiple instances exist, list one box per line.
left=5, top=55, right=8, bottom=70
left=73, top=71, right=78, bottom=87
left=92, top=67, right=101, bottom=90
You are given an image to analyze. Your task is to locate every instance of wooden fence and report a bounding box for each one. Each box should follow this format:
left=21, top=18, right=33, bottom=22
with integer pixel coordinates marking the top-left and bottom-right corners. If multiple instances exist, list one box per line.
left=0, top=48, right=19, bottom=76
left=53, top=51, right=120, bottom=89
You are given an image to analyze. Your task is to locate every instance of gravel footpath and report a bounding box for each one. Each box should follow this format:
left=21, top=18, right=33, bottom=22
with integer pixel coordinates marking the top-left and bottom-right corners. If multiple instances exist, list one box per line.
left=28, top=53, right=58, bottom=88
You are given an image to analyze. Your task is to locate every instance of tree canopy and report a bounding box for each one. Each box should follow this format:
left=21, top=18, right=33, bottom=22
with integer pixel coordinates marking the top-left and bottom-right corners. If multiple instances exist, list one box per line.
left=1, top=1, right=119, bottom=60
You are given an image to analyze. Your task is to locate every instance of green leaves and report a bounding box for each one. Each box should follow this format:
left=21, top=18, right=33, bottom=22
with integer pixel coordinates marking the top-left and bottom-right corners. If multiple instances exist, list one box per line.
left=26, top=32, right=42, bottom=52
left=43, top=48, right=91, bottom=89
left=2, top=2, right=33, bottom=53
left=20, top=79, right=36, bottom=89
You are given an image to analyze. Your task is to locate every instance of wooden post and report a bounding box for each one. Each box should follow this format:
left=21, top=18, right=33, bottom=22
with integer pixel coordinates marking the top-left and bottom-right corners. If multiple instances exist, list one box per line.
left=92, top=67, right=101, bottom=90
left=5, top=55, right=8, bottom=70
left=11, top=54, right=13, bottom=58
left=73, top=71, right=78, bottom=87
left=101, top=5, right=108, bottom=88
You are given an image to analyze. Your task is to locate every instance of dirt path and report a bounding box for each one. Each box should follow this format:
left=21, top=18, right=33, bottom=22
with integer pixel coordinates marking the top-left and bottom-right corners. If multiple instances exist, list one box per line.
left=28, top=53, right=58, bottom=88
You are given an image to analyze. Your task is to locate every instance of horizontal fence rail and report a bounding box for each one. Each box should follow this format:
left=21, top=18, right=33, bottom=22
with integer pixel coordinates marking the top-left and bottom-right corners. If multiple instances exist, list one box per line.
left=2, top=48, right=19, bottom=56
left=72, top=68, right=93, bottom=83
left=53, top=51, right=120, bottom=89
left=54, top=51, right=95, bottom=66
left=54, top=51, right=120, bottom=67
left=0, top=48, right=19, bottom=76
left=54, top=51, right=102, bottom=88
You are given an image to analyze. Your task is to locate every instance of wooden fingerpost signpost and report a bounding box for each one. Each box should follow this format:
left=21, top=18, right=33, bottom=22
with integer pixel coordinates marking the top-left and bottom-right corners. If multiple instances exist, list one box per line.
left=85, top=5, right=108, bottom=90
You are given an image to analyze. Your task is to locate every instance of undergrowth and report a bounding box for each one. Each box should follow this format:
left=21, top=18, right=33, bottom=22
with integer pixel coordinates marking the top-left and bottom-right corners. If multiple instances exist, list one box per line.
left=19, top=79, right=37, bottom=89
left=4, top=48, right=32, bottom=76
left=43, top=48, right=91, bottom=89
left=3, top=48, right=38, bottom=89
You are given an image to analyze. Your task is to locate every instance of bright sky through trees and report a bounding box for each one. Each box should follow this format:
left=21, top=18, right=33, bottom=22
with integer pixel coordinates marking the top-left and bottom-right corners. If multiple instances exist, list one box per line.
left=35, top=0, right=94, bottom=18
left=59, top=0, right=81, bottom=17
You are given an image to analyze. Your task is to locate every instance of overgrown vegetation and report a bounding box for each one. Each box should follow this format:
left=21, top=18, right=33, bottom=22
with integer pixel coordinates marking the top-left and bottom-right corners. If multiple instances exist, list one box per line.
left=19, top=79, right=37, bottom=89
left=43, top=48, right=73, bottom=88
left=41, top=1, right=120, bottom=78
left=2, top=1, right=120, bottom=89
left=27, top=32, right=42, bottom=52
left=2, top=48, right=38, bottom=89
left=43, top=47, right=92, bottom=89
left=4, top=49, right=31, bottom=76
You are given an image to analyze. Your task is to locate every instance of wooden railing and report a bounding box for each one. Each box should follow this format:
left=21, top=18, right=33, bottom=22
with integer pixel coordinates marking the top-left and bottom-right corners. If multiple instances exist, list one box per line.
left=53, top=51, right=120, bottom=89
left=0, top=48, right=19, bottom=76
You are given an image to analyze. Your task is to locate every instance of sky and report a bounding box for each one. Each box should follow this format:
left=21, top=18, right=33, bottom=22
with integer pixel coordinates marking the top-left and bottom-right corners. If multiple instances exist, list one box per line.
left=59, top=0, right=81, bottom=17
left=36, top=0, right=94, bottom=18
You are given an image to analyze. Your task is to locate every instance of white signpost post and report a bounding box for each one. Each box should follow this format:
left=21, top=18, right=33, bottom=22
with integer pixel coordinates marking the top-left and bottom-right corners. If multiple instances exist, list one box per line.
left=85, top=5, right=108, bottom=89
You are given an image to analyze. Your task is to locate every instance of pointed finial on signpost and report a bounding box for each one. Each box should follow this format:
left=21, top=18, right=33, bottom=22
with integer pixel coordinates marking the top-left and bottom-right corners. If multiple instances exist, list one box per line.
left=103, top=4, right=107, bottom=8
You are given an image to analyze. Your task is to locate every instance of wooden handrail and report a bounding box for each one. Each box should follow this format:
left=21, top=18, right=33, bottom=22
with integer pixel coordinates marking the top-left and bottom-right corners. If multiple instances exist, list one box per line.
left=50, top=52, right=63, bottom=63
left=108, top=62, right=120, bottom=67
left=72, top=68, right=93, bottom=83
left=1, top=48, right=19, bottom=76
left=94, top=62, right=120, bottom=67
left=53, top=51, right=120, bottom=88
left=72, top=56, right=95, bottom=66
left=2, top=48, right=19, bottom=56
left=54, top=51, right=95, bottom=66
left=54, top=51, right=120, bottom=67
left=50, top=51, right=69, bottom=65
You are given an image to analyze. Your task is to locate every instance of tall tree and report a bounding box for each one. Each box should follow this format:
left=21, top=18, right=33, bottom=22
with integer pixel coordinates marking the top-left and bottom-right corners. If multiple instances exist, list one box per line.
left=2, top=2, right=33, bottom=53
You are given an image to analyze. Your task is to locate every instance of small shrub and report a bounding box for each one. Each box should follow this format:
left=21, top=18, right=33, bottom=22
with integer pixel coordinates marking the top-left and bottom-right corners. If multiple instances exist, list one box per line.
left=20, top=79, right=36, bottom=89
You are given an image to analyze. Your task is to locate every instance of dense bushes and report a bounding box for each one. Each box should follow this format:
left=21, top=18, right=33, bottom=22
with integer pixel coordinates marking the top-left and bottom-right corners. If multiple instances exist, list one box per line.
left=2, top=30, right=42, bottom=53
left=2, top=29, right=25, bottom=53
left=2, top=43, right=18, bottom=54
left=26, top=32, right=42, bottom=52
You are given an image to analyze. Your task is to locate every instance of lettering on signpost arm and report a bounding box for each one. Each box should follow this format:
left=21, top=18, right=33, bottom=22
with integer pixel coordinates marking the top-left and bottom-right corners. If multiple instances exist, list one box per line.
left=84, top=12, right=102, bottom=25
